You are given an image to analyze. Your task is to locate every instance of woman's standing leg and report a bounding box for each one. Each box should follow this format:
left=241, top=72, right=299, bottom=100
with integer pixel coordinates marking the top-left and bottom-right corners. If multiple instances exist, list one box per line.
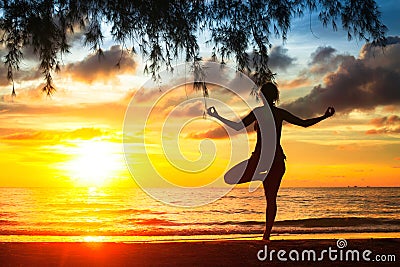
left=262, top=159, right=285, bottom=240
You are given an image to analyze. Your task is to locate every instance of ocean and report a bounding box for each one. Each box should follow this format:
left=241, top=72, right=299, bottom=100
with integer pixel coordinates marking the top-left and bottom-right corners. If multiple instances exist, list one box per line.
left=0, top=187, right=399, bottom=242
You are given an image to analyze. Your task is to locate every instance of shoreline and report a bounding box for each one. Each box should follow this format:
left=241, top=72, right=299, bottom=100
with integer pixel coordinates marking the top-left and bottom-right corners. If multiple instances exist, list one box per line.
left=1, top=232, right=399, bottom=243
left=0, top=239, right=398, bottom=266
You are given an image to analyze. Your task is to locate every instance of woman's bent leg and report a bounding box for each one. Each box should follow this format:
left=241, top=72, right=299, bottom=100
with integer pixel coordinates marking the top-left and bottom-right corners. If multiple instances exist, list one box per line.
left=224, top=154, right=259, bottom=184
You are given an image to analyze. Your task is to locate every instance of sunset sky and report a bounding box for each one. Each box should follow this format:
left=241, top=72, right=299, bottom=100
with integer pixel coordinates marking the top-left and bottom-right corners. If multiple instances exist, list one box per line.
left=1, top=0, right=399, bottom=188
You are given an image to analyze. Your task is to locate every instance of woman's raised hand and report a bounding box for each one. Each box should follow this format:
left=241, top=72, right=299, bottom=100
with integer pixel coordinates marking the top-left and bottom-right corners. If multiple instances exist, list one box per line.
left=324, top=107, right=335, bottom=118
left=207, top=106, right=219, bottom=118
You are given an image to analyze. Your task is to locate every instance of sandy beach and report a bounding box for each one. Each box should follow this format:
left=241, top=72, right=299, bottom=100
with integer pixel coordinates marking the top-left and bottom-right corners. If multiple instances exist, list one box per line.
left=0, top=238, right=398, bottom=266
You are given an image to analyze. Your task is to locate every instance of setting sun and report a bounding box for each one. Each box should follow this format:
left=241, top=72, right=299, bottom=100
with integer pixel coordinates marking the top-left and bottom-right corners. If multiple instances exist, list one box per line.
left=61, top=141, right=124, bottom=186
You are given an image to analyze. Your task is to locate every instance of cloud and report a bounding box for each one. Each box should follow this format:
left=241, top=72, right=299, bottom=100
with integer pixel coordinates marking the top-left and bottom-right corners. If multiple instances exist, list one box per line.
left=0, top=91, right=130, bottom=129
left=247, top=46, right=296, bottom=73
left=14, top=68, right=43, bottom=82
left=129, top=87, right=165, bottom=104
left=360, top=36, right=400, bottom=68
left=280, top=36, right=400, bottom=117
left=64, top=45, right=137, bottom=83
left=310, top=46, right=336, bottom=65
left=187, top=126, right=229, bottom=139
left=148, top=99, right=205, bottom=119
left=19, top=45, right=40, bottom=62
left=370, top=115, right=400, bottom=127
left=188, top=121, right=257, bottom=139
left=0, top=45, right=49, bottom=87
left=279, top=77, right=311, bottom=90
left=366, top=127, right=400, bottom=135
left=1, top=84, right=50, bottom=102
left=0, top=31, right=87, bottom=87
left=268, top=46, right=296, bottom=71
left=169, top=100, right=204, bottom=117
left=8, top=31, right=85, bottom=63
left=366, top=115, right=400, bottom=135
left=0, top=65, right=42, bottom=86
left=276, top=46, right=349, bottom=90
left=0, top=127, right=106, bottom=142
left=308, top=46, right=352, bottom=75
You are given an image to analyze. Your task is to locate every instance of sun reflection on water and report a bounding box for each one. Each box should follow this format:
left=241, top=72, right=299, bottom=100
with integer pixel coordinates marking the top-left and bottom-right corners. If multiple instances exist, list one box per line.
left=82, top=236, right=107, bottom=242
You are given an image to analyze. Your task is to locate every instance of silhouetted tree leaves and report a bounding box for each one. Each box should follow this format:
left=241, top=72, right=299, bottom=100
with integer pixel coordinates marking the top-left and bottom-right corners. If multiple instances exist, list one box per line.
left=0, top=0, right=387, bottom=96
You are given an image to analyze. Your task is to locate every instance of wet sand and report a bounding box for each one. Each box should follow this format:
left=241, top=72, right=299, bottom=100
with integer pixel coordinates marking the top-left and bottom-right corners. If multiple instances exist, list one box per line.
left=0, top=238, right=398, bottom=266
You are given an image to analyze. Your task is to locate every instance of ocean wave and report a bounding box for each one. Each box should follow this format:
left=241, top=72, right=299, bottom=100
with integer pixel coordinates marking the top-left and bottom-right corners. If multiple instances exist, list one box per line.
left=208, top=209, right=263, bottom=215
left=127, top=218, right=181, bottom=226
left=192, top=217, right=400, bottom=227
left=1, top=187, right=399, bottom=239
left=274, top=217, right=400, bottom=227
left=1, top=227, right=399, bottom=237
left=0, top=219, right=19, bottom=226
left=53, top=208, right=168, bottom=216
left=2, top=216, right=398, bottom=228
left=1, top=217, right=399, bottom=237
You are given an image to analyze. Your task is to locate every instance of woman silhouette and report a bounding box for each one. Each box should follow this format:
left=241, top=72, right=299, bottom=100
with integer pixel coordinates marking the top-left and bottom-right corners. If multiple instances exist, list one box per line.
left=207, top=82, right=335, bottom=240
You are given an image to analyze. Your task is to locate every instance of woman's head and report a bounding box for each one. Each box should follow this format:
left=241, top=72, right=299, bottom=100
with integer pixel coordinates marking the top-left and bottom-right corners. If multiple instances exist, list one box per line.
left=260, top=82, right=279, bottom=105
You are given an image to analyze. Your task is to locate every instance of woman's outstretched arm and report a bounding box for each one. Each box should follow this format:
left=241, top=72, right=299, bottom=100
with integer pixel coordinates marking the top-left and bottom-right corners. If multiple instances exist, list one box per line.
left=282, top=107, right=335, bottom=127
left=207, top=107, right=255, bottom=131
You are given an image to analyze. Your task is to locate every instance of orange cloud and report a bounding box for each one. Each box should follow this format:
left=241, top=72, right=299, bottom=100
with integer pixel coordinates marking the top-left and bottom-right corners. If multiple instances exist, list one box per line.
left=0, top=88, right=134, bottom=128
left=336, top=144, right=361, bottom=151
left=187, top=124, right=256, bottom=139
left=0, top=127, right=107, bottom=142
left=279, top=77, right=311, bottom=90
left=1, top=84, right=52, bottom=103
left=188, top=126, right=229, bottom=139
left=370, top=115, right=400, bottom=126
left=366, top=127, right=400, bottom=135
left=366, top=115, right=400, bottom=135
left=165, top=100, right=204, bottom=117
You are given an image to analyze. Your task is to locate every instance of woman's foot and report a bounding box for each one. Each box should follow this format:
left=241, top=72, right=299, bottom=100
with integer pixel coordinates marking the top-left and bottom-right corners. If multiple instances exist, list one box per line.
left=262, top=231, right=270, bottom=241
